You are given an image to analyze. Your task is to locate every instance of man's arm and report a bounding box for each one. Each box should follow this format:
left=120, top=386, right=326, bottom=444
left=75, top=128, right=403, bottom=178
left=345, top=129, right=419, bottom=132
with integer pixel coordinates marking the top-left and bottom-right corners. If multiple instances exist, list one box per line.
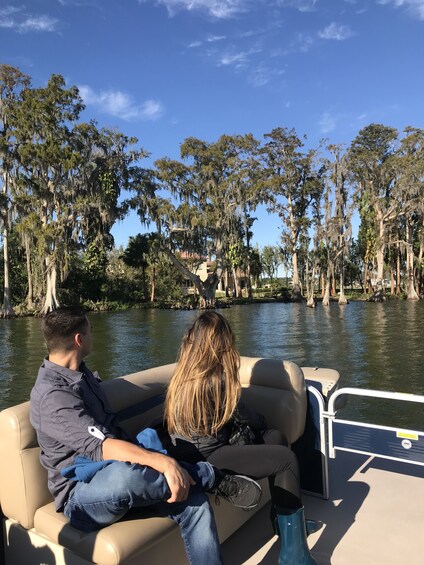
left=102, top=438, right=196, bottom=503
left=38, top=387, right=196, bottom=502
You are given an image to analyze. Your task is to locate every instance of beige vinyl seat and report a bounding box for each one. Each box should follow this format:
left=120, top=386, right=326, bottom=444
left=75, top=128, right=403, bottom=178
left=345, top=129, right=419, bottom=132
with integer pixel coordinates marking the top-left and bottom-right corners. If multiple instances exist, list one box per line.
left=0, top=357, right=308, bottom=565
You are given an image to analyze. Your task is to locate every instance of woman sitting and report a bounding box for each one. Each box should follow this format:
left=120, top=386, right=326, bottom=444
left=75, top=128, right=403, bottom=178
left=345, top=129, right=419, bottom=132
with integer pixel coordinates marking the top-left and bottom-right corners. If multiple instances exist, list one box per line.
left=164, top=311, right=318, bottom=565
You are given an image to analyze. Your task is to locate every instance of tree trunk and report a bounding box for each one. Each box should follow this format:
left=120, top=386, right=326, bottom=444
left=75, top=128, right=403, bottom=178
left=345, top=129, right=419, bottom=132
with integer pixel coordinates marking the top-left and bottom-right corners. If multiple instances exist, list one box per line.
left=330, top=262, right=336, bottom=297
left=418, top=220, right=424, bottom=295
left=24, top=235, right=34, bottom=309
left=42, top=255, right=59, bottom=314
left=322, top=261, right=332, bottom=306
left=306, top=295, right=316, bottom=307
left=224, top=270, right=230, bottom=298
left=338, top=268, right=348, bottom=305
left=291, top=251, right=302, bottom=301
left=244, top=216, right=253, bottom=299
left=405, top=221, right=419, bottom=300
left=246, top=261, right=253, bottom=299
left=396, top=245, right=402, bottom=295
left=1, top=171, right=14, bottom=318
left=2, top=224, right=15, bottom=317
left=160, top=236, right=223, bottom=308
left=232, top=266, right=241, bottom=298
left=150, top=266, right=156, bottom=303
left=390, top=267, right=395, bottom=296
left=406, top=248, right=419, bottom=300
left=370, top=218, right=386, bottom=302
left=199, top=274, right=219, bottom=307
left=305, top=260, right=316, bottom=308
left=363, top=261, right=369, bottom=294
left=376, top=241, right=385, bottom=284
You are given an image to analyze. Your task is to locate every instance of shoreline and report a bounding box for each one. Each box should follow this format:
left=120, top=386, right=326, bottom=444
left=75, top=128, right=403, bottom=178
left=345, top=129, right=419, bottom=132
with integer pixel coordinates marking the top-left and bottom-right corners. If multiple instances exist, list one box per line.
left=1, top=292, right=416, bottom=319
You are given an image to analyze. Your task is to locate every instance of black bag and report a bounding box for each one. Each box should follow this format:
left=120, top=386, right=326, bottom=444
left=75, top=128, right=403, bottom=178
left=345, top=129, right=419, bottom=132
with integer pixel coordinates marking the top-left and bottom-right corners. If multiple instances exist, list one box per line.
left=228, top=422, right=257, bottom=445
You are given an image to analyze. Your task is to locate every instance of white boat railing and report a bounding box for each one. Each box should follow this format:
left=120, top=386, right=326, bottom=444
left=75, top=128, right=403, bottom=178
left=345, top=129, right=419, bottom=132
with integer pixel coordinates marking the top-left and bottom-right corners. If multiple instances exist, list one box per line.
left=324, top=387, right=424, bottom=466
left=300, top=385, right=424, bottom=499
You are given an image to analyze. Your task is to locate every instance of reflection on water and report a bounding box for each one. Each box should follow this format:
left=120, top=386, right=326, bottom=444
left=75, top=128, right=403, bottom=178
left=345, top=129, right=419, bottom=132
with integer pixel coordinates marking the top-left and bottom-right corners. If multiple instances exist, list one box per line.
left=1, top=302, right=423, bottom=427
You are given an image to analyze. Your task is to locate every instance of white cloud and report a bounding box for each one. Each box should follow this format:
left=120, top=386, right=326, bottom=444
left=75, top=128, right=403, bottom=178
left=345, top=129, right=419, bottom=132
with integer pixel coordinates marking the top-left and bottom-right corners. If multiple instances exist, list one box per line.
left=276, top=0, right=318, bottom=12
left=147, top=0, right=248, bottom=18
left=207, top=34, right=226, bottom=42
left=58, top=0, right=99, bottom=5
left=78, top=85, right=165, bottom=121
left=248, top=65, right=285, bottom=87
left=377, top=0, right=424, bottom=20
left=0, top=6, right=22, bottom=16
left=214, top=44, right=262, bottom=68
left=297, top=0, right=318, bottom=12
left=318, top=22, right=354, bottom=40
left=0, top=18, right=15, bottom=29
left=219, top=51, right=248, bottom=67
left=188, top=35, right=225, bottom=48
left=319, top=111, right=337, bottom=133
left=141, top=99, right=165, bottom=120
left=292, top=32, right=315, bottom=52
left=208, top=44, right=283, bottom=87
left=0, top=6, right=59, bottom=32
left=20, top=16, right=58, bottom=32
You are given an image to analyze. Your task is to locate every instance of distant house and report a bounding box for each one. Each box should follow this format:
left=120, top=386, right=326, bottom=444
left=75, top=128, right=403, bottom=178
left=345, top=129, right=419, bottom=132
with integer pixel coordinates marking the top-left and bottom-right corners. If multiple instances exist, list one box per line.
left=178, top=252, right=253, bottom=298
left=179, top=252, right=211, bottom=296
left=218, top=267, right=252, bottom=298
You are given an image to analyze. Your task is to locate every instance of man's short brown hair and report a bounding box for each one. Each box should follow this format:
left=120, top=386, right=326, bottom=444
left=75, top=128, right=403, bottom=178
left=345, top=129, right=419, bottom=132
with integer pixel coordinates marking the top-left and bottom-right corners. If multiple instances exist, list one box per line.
left=42, top=307, right=89, bottom=353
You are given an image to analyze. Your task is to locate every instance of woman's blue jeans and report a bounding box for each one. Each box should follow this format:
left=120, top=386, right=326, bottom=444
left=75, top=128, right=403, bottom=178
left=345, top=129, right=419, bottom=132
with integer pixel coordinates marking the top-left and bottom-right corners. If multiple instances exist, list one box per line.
left=63, top=460, right=223, bottom=565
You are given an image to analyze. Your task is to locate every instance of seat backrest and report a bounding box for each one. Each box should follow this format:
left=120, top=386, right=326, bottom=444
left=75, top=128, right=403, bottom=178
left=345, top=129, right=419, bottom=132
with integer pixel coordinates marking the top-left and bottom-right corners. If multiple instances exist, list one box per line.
left=102, top=363, right=176, bottom=436
left=239, top=357, right=307, bottom=445
left=0, top=402, right=52, bottom=529
left=103, top=357, right=307, bottom=445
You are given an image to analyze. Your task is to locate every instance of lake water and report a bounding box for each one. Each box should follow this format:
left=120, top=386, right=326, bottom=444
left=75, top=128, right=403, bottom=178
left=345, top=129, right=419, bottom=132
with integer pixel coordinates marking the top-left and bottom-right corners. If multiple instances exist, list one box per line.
left=1, top=301, right=423, bottom=427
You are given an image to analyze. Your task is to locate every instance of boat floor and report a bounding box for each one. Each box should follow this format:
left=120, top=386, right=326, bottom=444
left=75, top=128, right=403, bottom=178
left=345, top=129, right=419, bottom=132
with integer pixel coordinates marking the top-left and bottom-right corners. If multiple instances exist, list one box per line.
left=221, top=451, right=424, bottom=565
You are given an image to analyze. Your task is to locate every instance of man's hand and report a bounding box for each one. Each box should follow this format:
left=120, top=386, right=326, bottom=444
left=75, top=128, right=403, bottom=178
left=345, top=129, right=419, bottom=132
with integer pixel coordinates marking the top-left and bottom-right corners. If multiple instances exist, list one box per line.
left=162, top=458, right=196, bottom=503
left=102, top=438, right=196, bottom=502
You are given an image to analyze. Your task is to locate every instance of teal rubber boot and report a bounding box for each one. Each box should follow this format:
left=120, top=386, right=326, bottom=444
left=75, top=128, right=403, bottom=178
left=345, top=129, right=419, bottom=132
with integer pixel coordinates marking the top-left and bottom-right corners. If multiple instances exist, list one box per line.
left=277, top=507, right=319, bottom=565
left=271, top=505, right=322, bottom=537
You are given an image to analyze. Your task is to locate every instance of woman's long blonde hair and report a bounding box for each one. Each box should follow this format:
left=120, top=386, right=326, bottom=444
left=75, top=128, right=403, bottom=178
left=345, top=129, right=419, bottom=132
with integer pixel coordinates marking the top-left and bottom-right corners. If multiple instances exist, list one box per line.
left=165, top=311, right=241, bottom=438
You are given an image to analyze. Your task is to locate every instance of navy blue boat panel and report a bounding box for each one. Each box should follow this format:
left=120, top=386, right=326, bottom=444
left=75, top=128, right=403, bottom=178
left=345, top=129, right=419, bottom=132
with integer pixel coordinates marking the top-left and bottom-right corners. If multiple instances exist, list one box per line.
left=333, top=422, right=424, bottom=464
left=293, top=389, right=327, bottom=497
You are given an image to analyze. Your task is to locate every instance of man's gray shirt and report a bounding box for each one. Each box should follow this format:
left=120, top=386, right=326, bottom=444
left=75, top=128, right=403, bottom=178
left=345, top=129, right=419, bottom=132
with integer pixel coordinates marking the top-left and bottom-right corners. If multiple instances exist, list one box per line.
left=30, top=359, right=127, bottom=511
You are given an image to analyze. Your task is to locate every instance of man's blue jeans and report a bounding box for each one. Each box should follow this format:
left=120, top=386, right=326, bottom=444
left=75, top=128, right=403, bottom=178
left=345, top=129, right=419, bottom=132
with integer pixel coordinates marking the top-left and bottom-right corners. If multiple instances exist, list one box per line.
left=63, top=460, right=223, bottom=565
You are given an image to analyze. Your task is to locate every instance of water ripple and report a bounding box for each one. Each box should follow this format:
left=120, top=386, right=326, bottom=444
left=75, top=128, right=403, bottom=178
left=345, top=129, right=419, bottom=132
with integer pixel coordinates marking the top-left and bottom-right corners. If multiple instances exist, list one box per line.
left=1, top=302, right=423, bottom=424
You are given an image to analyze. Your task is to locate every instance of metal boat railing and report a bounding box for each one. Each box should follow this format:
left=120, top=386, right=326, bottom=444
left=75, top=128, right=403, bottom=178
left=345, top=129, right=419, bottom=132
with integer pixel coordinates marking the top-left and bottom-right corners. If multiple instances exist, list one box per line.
left=300, top=386, right=424, bottom=500
left=326, top=387, right=424, bottom=465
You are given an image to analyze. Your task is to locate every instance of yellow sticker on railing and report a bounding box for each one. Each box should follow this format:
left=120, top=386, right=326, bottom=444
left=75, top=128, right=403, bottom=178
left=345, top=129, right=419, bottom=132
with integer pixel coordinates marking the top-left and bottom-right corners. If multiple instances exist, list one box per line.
left=396, top=432, right=418, bottom=441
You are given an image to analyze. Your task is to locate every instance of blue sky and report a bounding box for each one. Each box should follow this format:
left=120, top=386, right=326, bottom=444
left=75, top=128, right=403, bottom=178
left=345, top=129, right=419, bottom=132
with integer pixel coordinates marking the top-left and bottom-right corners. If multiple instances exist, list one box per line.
left=1, top=0, right=423, bottom=249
